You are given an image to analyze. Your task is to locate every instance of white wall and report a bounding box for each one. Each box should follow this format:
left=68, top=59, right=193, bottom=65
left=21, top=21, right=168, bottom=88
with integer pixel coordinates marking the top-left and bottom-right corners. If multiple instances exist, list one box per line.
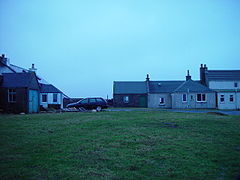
left=148, top=93, right=172, bottom=108
left=209, top=80, right=240, bottom=90
left=40, top=93, right=63, bottom=108
left=172, top=93, right=216, bottom=109
left=217, top=92, right=240, bottom=110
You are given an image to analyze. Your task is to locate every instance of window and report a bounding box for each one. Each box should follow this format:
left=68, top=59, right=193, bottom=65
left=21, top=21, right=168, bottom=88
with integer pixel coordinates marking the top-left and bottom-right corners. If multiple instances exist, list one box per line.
left=42, top=94, right=47, bottom=102
left=89, top=98, right=96, bottom=103
left=159, top=97, right=165, bottom=104
left=123, top=96, right=129, bottom=103
left=196, top=93, right=206, bottom=102
left=229, top=95, right=234, bottom=102
left=234, top=82, right=238, bottom=88
left=96, top=98, right=104, bottom=102
left=80, top=99, right=88, bottom=104
left=220, top=95, right=225, bottom=103
left=182, top=94, right=187, bottom=102
left=8, top=89, right=16, bottom=102
left=190, top=95, right=193, bottom=100
left=53, top=93, right=58, bottom=102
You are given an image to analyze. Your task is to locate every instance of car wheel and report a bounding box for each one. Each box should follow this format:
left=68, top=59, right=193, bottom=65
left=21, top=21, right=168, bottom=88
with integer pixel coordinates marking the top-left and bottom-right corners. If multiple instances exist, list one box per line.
left=96, top=106, right=102, bottom=112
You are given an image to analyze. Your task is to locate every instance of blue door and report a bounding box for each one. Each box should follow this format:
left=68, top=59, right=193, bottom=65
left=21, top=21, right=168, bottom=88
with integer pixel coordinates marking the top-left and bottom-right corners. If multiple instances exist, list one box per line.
left=29, top=90, right=39, bottom=113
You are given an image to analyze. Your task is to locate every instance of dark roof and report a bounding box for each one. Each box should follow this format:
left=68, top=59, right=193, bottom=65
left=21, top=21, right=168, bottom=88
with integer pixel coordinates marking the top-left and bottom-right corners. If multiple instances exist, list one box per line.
left=149, top=81, right=184, bottom=93
left=40, top=84, right=62, bottom=93
left=207, top=70, right=240, bottom=81
left=173, top=79, right=213, bottom=93
left=1, top=73, right=34, bottom=87
left=113, top=81, right=147, bottom=94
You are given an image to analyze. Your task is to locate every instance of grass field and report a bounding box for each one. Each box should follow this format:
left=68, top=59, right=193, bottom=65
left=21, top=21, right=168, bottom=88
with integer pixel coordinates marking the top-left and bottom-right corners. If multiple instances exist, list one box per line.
left=0, top=111, right=240, bottom=179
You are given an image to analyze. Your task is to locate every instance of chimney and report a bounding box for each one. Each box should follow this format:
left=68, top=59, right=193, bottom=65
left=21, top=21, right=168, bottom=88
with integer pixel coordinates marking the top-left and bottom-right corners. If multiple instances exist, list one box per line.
left=29, top=63, right=37, bottom=72
left=186, top=70, right=191, bottom=81
left=200, top=64, right=207, bottom=85
left=146, top=74, right=150, bottom=93
left=0, top=54, right=10, bottom=66
left=146, top=74, right=150, bottom=81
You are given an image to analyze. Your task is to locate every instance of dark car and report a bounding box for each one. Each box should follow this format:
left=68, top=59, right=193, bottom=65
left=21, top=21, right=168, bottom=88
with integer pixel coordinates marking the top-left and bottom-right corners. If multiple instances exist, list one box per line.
left=66, top=97, right=108, bottom=111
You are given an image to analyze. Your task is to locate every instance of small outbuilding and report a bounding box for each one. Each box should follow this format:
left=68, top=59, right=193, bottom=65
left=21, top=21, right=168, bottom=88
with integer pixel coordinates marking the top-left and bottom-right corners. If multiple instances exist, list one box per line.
left=0, top=72, right=40, bottom=113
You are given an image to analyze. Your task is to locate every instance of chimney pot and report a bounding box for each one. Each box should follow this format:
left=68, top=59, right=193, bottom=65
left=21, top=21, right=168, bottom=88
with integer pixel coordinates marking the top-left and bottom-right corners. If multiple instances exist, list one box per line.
left=186, top=70, right=191, bottom=81
left=146, top=74, right=150, bottom=81
left=201, top=64, right=203, bottom=68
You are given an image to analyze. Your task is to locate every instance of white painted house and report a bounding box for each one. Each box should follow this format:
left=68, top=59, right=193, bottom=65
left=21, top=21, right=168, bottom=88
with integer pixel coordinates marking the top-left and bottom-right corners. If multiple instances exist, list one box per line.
left=40, top=84, right=63, bottom=109
left=200, top=64, right=240, bottom=110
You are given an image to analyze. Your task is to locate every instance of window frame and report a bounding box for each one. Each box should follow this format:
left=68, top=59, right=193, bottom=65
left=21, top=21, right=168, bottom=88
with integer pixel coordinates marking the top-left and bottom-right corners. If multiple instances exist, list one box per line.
left=182, top=94, right=187, bottom=102
left=196, top=93, right=207, bottom=102
left=229, top=94, right=234, bottom=102
left=123, top=96, right=129, bottom=103
left=159, top=97, right=165, bottom=105
left=42, top=94, right=47, bottom=103
left=53, top=93, right=58, bottom=103
left=8, top=89, right=16, bottom=103
left=220, top=94, right=225, bottom=103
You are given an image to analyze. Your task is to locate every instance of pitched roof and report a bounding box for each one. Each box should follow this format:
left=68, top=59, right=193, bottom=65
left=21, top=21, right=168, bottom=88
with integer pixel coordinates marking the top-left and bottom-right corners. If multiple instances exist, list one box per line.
left=113, top=81, right=147, bottom=94
left=207, top=70, right=240, bottom=81
left=1, top=73, right=35, bottom=88
left=40, top=84, right=62, bottom=93
left=149, top=81, right=184, bottom=93
left=173, top=79, right=213, bottom=93
left=9, top=64, right=49, bottom=84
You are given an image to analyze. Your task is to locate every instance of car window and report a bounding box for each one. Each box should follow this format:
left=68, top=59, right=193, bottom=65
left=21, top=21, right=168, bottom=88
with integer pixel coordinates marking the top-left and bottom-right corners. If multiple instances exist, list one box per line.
left=80, top=99, right=88, bottom=104
left=96, top=98, right=104, bottom=102
left=89, top=98, right=96, bottom=103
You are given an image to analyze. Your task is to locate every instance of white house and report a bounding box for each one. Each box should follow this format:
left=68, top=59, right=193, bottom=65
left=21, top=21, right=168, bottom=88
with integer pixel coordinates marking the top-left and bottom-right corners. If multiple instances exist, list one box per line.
left=200, top=64, right=240, bottom=110
left=40, top=84, right=63, bottom=109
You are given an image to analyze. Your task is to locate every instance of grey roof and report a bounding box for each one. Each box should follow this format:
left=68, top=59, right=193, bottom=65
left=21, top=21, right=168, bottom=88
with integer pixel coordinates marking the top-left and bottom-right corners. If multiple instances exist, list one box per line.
left=9, top=64, right=49, bottom=84
left=1, top=73, right=35, bottom=88
left=207, top=70, right=240, bottom=81
left=113, top=81, right=147, bottom=94
left=149, top=81, right=184, bottom=93
left=40, top=84, right=62, bottom=93
left=173, top=79, right=213, bottom=93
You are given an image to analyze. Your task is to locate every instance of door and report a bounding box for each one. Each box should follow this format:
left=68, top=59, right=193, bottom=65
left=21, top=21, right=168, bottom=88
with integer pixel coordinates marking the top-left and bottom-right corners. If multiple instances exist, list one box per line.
left=139, top=96, right=147, bottom=107
left=29, top=90, right=39, bottom=113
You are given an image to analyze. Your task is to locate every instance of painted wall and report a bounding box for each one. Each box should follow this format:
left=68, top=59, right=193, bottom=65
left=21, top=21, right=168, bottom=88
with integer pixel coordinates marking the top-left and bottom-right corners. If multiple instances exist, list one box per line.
left=148, top=93, right=172, bottom=108
left=217, top=92, right=240, bottom=110
left=209, top=80, right=240, bottom=90
left=171, top=92, right=216, bottom=109
left=40, top=93, right=63, bottom=109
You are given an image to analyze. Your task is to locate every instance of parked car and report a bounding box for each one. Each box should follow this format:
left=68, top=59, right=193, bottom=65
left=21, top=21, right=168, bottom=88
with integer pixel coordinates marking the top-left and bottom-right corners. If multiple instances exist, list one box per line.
left=66, top=97, right=108, bottom=111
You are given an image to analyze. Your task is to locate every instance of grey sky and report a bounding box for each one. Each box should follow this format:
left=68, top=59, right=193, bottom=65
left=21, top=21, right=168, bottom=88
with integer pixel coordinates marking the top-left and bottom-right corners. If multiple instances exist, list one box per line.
left=1, top=0, right=240, bottom=98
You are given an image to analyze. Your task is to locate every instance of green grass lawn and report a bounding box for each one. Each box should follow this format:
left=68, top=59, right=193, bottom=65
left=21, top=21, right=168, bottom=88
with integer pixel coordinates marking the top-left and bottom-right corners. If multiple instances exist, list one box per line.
left=0, top=111, right=240, bottom=179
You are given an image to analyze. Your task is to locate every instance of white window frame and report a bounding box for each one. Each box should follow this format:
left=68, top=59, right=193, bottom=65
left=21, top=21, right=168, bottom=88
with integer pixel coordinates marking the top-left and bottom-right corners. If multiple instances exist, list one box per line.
left=220, top=94, right=225, bottom=103
left=182, top=94, right=187, bottom=102
left=159, top=97, right=165, bottom=105
left=234, top=82, right=238, bottom=88
left=8, top=89, right=16, bottom=103
left=123, top=96, right=129, bottom=103
left=53, top=93, right=58, bottom=103
left=196, top=93, right=206, bottom=102
left=229, top=94, right=234, bottom=103
left=42, top=94, right=47, bottom=103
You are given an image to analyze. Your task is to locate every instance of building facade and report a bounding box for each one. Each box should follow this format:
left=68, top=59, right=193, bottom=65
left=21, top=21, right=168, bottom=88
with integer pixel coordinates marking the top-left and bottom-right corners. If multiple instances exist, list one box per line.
left=113, top=66, right=239, bottom=110
left=200, top=64, right=240, bottom=110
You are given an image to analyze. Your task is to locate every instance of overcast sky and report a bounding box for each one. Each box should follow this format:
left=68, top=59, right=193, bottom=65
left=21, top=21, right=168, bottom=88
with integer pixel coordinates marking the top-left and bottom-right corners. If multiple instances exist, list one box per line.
left=0, top=0, right=240, bottom=98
